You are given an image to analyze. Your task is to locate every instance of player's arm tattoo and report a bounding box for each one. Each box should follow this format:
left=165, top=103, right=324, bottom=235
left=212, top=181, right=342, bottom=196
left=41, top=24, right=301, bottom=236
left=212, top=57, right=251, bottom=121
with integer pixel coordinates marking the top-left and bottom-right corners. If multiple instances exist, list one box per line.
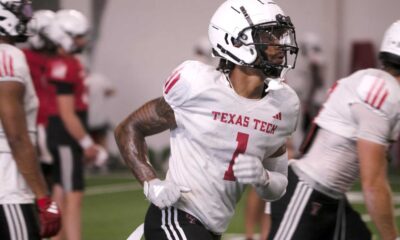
left=114, top=97, right=176, bottom=184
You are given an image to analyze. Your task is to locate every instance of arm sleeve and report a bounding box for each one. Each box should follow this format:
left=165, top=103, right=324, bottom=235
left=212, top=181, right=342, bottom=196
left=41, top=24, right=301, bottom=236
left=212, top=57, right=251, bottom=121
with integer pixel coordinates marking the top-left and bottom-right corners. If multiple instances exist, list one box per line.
left=351, top=103, right=391, bottom=145
left=46, top=58, right=77, bottom=95
left=255, top=152, right=289, bottom=201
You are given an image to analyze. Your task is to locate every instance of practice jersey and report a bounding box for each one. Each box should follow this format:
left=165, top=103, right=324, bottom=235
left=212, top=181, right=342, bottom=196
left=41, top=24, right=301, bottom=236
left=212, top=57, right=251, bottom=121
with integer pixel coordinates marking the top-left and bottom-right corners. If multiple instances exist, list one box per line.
left=295, top=68, right=400, bottom=194
left=45, top=55, right=88, bottom=116
left=22, top=48, right=49, bottom=125
left=316, top=68, right=400, bottom=141
left=163, top=61, right=300, bottom=233
left=0, top=44, right=38, bottom=204
left=45, top=55, right=89, bottom=145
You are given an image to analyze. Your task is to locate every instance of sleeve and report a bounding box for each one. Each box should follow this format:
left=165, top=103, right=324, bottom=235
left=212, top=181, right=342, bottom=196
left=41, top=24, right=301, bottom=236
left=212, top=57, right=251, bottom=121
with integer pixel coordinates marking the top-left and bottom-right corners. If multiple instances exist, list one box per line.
left=351, top=103, right=391, bottom=145
left=46, top=58, right=76, bottom=95
left=355, top=74, right=395, bottom=118
left=52, top=81, right=74, bottom=94
left=291, top=101, right=300, bottom=134
left=285, top=89, right=301, bottom=135
left=256, top=152, right=289, bottom=201
left=162, top=61, right=196, bottom=108
left=46, top=59, right=72, bottom=83
left=0, top=48, right=28, bottom=84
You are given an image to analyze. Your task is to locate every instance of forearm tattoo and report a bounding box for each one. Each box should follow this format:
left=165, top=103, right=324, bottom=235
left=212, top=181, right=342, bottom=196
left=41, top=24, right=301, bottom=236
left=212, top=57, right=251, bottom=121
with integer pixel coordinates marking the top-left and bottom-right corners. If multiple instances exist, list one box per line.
left=114, top=97, right=176, bottom=184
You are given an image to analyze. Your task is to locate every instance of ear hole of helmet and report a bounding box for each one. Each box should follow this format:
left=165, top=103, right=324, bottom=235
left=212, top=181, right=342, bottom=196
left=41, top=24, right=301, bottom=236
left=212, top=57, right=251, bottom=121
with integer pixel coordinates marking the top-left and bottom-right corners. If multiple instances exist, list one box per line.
left=231, top=37, right=242, bottom=47
left=15, top=22, right=26, bottom=34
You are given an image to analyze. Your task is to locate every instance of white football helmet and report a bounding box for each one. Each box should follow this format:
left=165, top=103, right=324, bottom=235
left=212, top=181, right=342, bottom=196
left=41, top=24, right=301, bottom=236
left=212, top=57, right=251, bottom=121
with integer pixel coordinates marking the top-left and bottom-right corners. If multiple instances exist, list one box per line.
left=0, top=0, right=32, bottom=41
left=380, top=20, right=400, bottom=65
left=209, top=0, right=298, bottom=78
left=43, top=9, right=89, bottom=53
left=27, top=10, right=55, bottom=49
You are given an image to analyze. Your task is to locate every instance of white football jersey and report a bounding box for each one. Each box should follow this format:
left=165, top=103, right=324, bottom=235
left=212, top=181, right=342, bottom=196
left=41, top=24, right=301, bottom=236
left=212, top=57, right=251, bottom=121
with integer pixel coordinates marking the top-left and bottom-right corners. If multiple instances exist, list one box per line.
left=0, top=44, right=38, bottom=204
left=295, top=68, right=400, bottom=194
left=163, top=61, right=300, bottom=233
left=316, top=68, right=400, bottom=141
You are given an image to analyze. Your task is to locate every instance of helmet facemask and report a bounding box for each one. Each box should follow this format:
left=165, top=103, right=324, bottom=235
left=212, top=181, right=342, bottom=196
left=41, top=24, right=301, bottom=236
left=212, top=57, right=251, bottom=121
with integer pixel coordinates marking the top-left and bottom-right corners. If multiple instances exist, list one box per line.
left=66, top=32, right=89, bottom=54
left=240, top=14, right=298, bottom=78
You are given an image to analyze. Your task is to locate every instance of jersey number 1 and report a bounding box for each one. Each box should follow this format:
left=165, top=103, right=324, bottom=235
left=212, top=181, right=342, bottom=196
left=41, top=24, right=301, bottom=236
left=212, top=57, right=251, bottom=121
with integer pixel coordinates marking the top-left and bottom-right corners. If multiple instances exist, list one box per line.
left=223, top=132, right=249, bottom=181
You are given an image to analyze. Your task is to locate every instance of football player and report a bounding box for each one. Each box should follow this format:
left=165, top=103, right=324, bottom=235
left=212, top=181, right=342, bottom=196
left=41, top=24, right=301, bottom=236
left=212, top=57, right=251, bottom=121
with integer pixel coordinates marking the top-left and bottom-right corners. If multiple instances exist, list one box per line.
left=41, top=9, right=103, bottom=240
left=115, top=0, right=300, bottom=239
left=22, top=9, right=56, bottom=189
left=269, top=20, right=400, bottom=240
left=0, top=1, right=61, bottom=239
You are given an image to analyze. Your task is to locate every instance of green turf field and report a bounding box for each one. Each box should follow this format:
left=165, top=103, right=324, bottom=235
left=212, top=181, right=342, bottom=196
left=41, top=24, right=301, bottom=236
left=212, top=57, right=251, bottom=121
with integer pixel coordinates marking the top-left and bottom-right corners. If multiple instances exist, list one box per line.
left=82, top=170, right=400, bottom=240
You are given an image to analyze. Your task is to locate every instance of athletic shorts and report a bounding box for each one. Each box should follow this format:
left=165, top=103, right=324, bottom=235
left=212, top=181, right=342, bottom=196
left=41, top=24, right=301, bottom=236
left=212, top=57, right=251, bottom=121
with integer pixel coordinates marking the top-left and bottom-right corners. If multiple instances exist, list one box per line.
left=268, top=166, right=371, bottom=240
left=0, top=203, right=40, bottom=240
left=144, top=204, right=221, bottom=240
left=50, top=144, right=84, bottom=192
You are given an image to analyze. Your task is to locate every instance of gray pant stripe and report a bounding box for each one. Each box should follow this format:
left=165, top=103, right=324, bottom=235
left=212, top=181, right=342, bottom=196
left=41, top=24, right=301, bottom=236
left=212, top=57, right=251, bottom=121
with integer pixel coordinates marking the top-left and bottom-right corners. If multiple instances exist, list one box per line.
left=161, top=208, right=173, bottom=240
left=167, top=207, right=181, bottom=240
left=174, top=208, right=187, bottom=240
left=284, top=184, right=313, bottom=239
left=274, top=182, right=312, bottom=239
left=4, top=205, right=17, bottom=240
left=15, top=205, right=28, bottom=240
left=59, top=146, right=73, bottom=191
left=9, top=205, right=23, bottom=240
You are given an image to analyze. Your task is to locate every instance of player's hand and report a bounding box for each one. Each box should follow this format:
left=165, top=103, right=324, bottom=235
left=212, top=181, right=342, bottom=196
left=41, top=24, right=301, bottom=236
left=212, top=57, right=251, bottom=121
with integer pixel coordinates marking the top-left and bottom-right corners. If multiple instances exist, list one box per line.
left=143, top=179, right=191, bottom=209
left=83, top=145, right=99, bottom=163
left=94, top=145, right=109, bottom=167
left=233, top=154, right=269, bottom=186
left=36, top=196, right=61, bottom=238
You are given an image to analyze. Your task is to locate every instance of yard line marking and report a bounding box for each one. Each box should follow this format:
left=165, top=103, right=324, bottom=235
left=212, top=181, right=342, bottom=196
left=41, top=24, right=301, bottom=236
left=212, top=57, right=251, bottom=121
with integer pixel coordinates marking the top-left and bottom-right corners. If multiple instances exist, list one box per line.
left=346, top=191, right=400, bottom=222
left=85, top=182, right=142, bottom=196
left=361, top=208, right=400, bottom=222
left=347, top=191, right=400, bottom=204
left=127, top=223, right=144, bottom=240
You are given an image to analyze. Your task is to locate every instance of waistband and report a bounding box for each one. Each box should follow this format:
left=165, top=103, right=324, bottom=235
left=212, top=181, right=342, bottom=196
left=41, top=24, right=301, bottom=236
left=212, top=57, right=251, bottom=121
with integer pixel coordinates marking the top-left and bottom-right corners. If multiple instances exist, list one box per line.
left=291, top=163, right=345, bottom=199
left=177, top=207, right=222, bottom=239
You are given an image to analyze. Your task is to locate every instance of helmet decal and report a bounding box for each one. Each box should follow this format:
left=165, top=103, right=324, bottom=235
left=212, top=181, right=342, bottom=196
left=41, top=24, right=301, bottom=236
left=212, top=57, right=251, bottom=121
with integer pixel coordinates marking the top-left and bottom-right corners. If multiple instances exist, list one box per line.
left=240, top=6, right=254, bottom=27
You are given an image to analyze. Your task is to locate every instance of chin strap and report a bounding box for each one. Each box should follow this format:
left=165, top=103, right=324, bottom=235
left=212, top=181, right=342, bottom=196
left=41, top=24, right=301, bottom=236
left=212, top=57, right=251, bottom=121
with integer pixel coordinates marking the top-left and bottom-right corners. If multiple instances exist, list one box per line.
left=258, top=63, right=282, bottom=78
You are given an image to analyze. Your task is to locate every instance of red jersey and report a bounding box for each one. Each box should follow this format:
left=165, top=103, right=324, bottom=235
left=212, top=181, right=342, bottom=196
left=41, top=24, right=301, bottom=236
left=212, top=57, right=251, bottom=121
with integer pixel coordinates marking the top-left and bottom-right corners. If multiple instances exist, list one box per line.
left=22, top=48, right=50, bottom=125
left=46, top=55, right=88, bottom=116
